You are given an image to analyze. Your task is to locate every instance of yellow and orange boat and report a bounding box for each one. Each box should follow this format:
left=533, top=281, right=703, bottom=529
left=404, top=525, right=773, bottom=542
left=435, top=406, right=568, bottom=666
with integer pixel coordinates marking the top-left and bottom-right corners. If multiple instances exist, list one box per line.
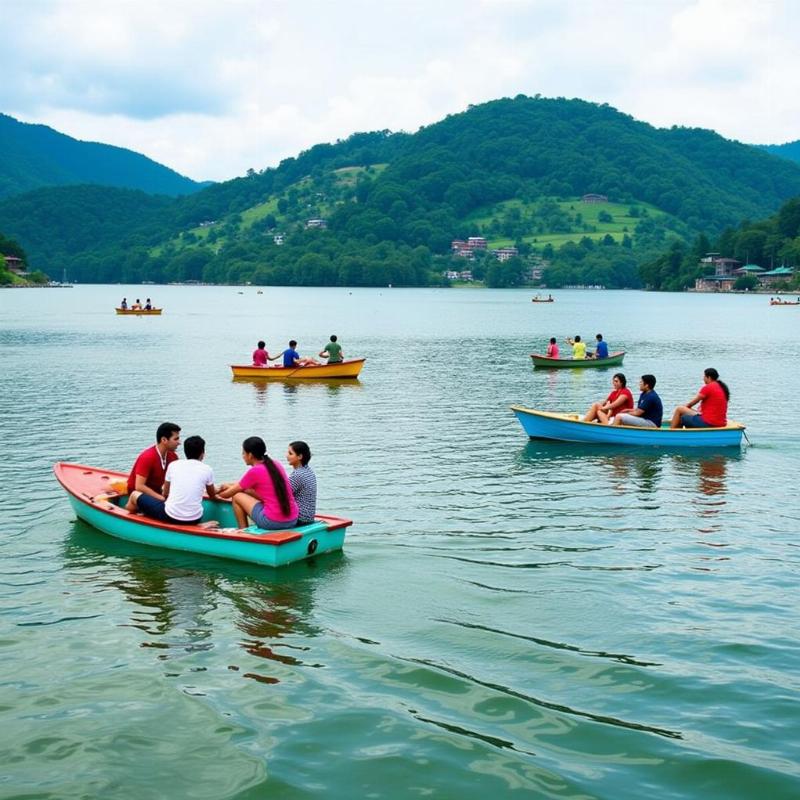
left=116, top=307, right=163, bottom=315
left=230, top=358, right=365, bottom=380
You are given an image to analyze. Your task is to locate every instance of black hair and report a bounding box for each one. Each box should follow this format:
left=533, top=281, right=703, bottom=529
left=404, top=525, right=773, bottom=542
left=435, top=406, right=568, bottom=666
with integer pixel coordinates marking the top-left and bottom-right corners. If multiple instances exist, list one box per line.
left=330, top=335, right=337, bottom=342
left=156, top=422, right=181, bottom=443
left=704, top=368, right=730, bottom=401
left=641, top=374, right=656, bottom=390
left=242, top=436, right=291, bottom=516
left=257, top=340, right=265, bottom=349
left=184, top=436, right=205, bottom=460
left=613, top=372, right=627, bottom=387
left=596, top=333, right=603, bottom=341
left=574, top=335, right=581, bottom=342
left=289, top=440, right=312, bottom=466
left=549, top=337, right=557, bottom=344
left=289, top=339, right=297, bottom=347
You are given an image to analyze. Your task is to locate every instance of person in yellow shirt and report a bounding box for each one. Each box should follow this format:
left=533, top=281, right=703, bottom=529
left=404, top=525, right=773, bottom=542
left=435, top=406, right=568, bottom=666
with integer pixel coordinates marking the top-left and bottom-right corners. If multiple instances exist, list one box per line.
left=566, top=335, right=586, bottom=359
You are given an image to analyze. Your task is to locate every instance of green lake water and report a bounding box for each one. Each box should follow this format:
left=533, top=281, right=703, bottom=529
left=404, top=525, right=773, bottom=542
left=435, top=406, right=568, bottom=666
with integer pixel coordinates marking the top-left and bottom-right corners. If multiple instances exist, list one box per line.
left=1, top=285, right=798, bottom=799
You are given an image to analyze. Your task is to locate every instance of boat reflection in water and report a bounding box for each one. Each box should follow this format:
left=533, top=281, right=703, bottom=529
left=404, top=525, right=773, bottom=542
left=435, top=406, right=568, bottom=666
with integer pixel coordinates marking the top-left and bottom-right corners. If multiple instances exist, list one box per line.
left=232, top=376, right=362, bottom=405
left=515, top=440, right=742, bottom=500
left=63, top=520, right=347, bottom=683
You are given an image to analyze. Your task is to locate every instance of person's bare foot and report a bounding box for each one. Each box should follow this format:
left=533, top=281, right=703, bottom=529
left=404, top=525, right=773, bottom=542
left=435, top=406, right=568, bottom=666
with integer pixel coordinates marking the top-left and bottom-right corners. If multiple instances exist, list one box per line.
left=198, top=521, right=220, bottom=529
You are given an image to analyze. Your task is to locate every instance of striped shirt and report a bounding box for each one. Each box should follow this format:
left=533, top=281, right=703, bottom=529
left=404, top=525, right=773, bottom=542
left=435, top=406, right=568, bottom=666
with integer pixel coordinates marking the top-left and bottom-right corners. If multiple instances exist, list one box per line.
left=290, top=465, right=317, bottom=524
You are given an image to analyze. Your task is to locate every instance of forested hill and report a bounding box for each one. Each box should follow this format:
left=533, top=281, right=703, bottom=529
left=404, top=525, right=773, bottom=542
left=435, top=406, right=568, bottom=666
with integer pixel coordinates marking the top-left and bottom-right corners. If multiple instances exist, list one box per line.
left=2, top=96, right=800, bottom=289
left=758, top=140, right=800, bottom=166
left=0, top=113, right=204, bottom=199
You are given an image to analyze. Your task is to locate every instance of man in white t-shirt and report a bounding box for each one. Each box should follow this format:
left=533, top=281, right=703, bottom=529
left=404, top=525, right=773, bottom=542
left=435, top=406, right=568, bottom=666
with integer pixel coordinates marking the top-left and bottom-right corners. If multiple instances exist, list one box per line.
left=130, top=436, right=217, bottom=526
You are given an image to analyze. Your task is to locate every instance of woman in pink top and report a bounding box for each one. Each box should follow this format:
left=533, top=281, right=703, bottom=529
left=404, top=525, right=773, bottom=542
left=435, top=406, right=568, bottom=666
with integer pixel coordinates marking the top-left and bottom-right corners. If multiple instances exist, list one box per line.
left=217, top=436, right=298, bottom=529
left=546, top=337, right=559, bottom=358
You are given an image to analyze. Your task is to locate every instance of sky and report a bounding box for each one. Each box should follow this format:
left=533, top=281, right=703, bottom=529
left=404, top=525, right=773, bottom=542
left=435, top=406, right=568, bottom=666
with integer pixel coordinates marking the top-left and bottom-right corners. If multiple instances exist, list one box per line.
left=0, top=0, right=797, bottom=182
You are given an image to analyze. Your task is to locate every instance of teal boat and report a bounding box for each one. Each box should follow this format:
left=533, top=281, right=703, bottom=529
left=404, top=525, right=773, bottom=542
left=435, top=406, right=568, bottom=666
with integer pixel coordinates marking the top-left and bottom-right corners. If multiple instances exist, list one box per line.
left=531, top=351, right=625, bottom=368
left=54, top=462, right=352, bottom=567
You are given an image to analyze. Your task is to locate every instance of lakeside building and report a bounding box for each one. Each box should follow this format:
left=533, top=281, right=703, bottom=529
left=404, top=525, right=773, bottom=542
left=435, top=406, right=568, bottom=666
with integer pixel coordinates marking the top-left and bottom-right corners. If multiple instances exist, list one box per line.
left=2, top=255, right=26, bottom=275
left=444, top=270, right=474, bottom=281
left=694, top=253, right=795, bottom=291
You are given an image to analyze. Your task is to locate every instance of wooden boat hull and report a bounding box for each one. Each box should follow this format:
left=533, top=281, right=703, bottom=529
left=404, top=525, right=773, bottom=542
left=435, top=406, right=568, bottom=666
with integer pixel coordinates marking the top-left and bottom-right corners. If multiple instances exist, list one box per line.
left=511, top=406, right=745, bottom=447
left=770, top=301, right=799, bottom=306
left=531, top=351, right=625, bottom=368
left=230, top=358, right=365, bottom=379
left=116, top=308, right=163, bottom=315
left=54, top=462, right=352, bottom=567
left=531, top=299, right=554, bottom=303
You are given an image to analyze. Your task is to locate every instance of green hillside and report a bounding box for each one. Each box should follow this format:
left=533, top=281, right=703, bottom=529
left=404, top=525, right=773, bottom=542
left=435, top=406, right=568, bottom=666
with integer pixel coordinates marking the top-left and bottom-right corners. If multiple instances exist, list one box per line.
left=758, top=140, right=800, bottom=166
left=0, top=113, right=204, bottom=199
left=2, top=96, right=800, bottom=289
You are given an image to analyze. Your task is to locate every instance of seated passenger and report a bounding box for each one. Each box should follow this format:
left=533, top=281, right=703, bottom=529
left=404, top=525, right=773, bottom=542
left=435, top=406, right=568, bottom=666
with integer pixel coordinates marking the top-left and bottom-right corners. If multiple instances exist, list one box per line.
left=217, top=437, right=298, bottom=530
left=274, top=340, right=320, bottom=367
left=120, top=297, right=128, bottom=310
left=252, top=340, right=270, bottom=366
left=128, top=435, right=217, bottom=526
left=125, top=421, right=181, bottom=511
left=287, top=440, right=317, bottom=526
left=566, top=335, right=586, bottom=359
left=319, top=335, right=344, bottom=364
left=546, top=337, right=559, bottom=358
left=132, top=298, right=142, bottom=310
left=593, top=333, right=609, bottom=359
left=613, top=374, right=663, bottom=428
left=670, top=368, right=729, bottom=429
left=145, top=298, right=152, bottom=310
left=583, top=373, right=634, bottom=424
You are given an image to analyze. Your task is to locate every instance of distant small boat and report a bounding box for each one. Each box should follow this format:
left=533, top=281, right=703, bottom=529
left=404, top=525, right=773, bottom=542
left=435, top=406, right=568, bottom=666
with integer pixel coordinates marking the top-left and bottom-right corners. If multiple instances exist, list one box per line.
left=230, top=358, right=365, bottom=380
left=531, top=297, right=554, bottom=303
left=54, top=462, right=352, bottom=567
left=116, top=308, right=163, bottom=315
left=510, top=407, right=746, bottom=448
left=770, top=299, right=799, bottom=306
left=531, top=351, right=625, bottom=368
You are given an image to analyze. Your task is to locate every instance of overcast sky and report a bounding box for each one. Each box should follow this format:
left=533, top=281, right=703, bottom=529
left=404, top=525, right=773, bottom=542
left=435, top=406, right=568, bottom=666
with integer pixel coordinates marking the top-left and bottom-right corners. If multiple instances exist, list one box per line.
left=0, top=0, right=796, bottom=182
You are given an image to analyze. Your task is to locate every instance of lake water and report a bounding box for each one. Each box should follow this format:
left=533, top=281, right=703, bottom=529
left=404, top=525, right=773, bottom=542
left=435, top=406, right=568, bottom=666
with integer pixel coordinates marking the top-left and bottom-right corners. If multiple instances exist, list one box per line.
left=1, top=285, right=798, bottom=799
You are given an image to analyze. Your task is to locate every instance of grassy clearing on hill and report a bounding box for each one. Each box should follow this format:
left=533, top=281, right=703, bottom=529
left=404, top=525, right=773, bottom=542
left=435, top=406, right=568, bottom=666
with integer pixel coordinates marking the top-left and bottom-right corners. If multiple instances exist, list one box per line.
left=465, top=197, right=670, bottom=249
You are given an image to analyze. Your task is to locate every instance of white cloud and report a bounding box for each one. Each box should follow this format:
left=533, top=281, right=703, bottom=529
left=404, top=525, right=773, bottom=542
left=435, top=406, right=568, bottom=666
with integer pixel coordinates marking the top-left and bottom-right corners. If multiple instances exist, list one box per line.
left=0, top=0, right=798, bottom=180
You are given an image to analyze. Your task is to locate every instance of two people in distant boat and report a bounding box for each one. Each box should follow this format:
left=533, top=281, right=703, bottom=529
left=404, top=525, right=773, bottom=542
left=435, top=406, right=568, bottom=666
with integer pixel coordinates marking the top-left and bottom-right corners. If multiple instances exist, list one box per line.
left=565, top=334, right=609, bottom=360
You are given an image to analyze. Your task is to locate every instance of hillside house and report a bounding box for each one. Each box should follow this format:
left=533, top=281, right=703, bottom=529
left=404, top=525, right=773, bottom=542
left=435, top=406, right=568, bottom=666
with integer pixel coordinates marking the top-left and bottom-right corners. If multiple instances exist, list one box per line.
left=581, top=193, right=608, bottom=203
left=2, top=255, right=25, bottom=274
left=493, top=246, right=518, bottom=262
left=306, top=218, right=327, bottom=229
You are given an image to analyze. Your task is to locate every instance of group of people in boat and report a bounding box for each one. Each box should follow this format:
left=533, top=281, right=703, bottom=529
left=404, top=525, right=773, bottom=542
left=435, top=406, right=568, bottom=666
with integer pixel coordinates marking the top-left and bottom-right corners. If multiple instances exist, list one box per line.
left=546, top=333, right=609, bottom=360
left=251, top=335, right=344, bottom=368
left=123, top=422, right=316, bottom=530
left=120, top=297, right=154, bottom=310
left=582, top=368, right=730, bottom=429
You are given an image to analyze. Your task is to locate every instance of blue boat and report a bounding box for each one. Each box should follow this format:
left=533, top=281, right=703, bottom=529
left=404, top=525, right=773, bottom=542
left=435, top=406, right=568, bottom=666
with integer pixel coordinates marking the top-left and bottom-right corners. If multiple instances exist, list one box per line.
left=54, top=462, right=352, bottom=567
left=510, top=406, right=746, bottom=448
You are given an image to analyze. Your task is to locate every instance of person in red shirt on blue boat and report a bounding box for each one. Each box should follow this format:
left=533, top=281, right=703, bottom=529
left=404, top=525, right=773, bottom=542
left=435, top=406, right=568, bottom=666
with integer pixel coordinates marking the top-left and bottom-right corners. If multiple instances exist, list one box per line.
left=669, top=368, right=729, bottom=429
left=125, top=422, right=181, bottom=511
left=583, top=372, right=634, bottom=424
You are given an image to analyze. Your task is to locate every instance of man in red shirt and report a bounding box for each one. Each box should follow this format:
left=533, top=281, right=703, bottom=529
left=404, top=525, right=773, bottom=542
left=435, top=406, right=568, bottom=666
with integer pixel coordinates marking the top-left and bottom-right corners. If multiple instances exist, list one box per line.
left=125, top=422, right=181, bottom=511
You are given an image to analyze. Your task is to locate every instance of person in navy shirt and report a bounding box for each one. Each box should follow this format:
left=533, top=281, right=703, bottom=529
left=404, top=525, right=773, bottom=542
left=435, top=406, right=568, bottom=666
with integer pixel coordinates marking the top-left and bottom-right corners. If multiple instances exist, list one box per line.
left=593, top=333, right=609, bottom=359
left=613, top=374, right=663, bottom=428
